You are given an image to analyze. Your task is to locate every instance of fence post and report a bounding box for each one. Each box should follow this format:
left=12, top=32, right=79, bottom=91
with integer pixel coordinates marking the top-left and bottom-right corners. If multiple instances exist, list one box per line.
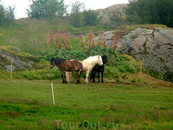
left=51, top=82, right=55, bottom=105
left=140, top=60, right=142, bottom=77
left=10, top=58, right=13, bottom=80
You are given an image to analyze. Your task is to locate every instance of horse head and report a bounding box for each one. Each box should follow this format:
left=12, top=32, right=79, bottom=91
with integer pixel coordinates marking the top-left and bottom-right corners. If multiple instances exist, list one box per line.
left=50, top=57, right=55, bottom=69
left=97, top=56, right=103, bottom=66
left=102, top=55, right=109, bottom=65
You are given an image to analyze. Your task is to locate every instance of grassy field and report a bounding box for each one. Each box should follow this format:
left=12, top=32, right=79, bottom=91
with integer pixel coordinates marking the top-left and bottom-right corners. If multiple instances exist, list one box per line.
left=0, top=76, right=173, bottom=130
left=0, top=18, right=112, bottom=55
left=0, top=20, right=173, bottom=129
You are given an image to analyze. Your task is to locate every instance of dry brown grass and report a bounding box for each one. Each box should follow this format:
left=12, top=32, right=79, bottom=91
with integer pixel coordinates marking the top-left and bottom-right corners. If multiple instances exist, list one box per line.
left=120, top=72, right=173, bottom=88
left=115, top=24, right=168, bottom=38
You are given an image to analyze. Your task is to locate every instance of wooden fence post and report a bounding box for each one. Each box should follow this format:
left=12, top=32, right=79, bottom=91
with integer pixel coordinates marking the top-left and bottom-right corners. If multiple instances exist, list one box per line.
left=10, top=58, right=13, bottom=80
left=140, top=60, right=142, bottom=77
left=51, top=82, right=55, bottom=105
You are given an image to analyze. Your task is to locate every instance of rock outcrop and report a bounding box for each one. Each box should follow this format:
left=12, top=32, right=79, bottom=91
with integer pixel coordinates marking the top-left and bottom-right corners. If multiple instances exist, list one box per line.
left=0, top=49, right=35, bottom=72
left=95, top=27, right=173, bottom=82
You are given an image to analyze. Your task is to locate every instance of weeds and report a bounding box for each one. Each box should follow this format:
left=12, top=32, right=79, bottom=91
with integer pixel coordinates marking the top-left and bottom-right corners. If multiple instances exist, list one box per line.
left=78, top=29, right=84, bottom=51
left=63, top=33, right=71, bottom=50
left=57, top=29, right=62, bottom=49
left=113, top=32, right=120, bottom=51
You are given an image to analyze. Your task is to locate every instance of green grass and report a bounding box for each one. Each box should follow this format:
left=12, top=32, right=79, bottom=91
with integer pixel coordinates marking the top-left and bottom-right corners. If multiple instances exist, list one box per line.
left=0, top=79, right=173, bottom=129
left=0, top=18, right=112, bottom=55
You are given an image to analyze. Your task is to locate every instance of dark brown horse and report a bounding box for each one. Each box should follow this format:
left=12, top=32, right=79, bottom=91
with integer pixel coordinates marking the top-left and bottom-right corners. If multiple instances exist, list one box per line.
left=91, top=55, right=109, bottom=83
left=50, top=57, right=83, bottom=84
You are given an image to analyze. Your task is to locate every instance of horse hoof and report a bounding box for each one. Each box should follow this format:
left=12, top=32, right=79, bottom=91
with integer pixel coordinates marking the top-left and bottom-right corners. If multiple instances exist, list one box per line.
left=77, top=80, right=80, bottom=84
left=64, top=81, right=67, bottom=83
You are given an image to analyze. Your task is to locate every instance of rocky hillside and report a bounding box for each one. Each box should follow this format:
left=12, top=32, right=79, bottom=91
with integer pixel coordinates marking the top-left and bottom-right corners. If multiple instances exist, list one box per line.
left=0, top=46, right=45, bottom=72
left=95, top=26, right=173, bottom=82
left=95, top=4, right=127, bottom=24
left=96, top=4, right=127, bottom=13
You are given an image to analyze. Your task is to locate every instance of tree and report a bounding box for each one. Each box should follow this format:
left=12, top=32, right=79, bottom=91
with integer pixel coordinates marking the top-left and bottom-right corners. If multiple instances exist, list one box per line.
left=82, top=10, right=99, bottom=26
left=125, top=0, right=173, bottom=27
left=27, top=0, right=66, bottom=20
left=69, top=1, right=85, bottom=28
left=108, top=9, right=126, bottom=27
left=69, top=1, right=100, bottom=27
left=0, top=0, right=15, bottom=26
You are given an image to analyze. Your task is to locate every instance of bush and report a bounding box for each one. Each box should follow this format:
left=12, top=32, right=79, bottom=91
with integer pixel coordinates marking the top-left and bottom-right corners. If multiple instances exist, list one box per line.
left=40, top=46, right=139, bottom=80
left=20, top=69, right=62, bottom=80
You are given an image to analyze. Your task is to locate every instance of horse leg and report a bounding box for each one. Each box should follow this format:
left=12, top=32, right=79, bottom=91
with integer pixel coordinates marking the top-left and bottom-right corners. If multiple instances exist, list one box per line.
left=61, top=71, right=65, bottom=83
left=90, top=70, right=93, bottom=80
left=98, top=72, right=100, bottom=83
left=91, top=70, right=95, bottom=83
left=76, top=71, right=80, bottom=84
left=61, top=74, right=64, bottom=83
left=84, top=70, right=90, bottom=83
left=62, top=71, right=67, bottom=83
left=101, top=71, right=104, bottom=83
left=64, top=73, right=67, bottom=83
left=70, top=72, right=75, bottom=83
left=93, top=71, right=96, bottom=83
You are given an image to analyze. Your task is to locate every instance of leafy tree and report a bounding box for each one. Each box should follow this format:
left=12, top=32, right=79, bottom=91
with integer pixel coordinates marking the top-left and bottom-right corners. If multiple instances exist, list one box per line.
left=27, top=0, right=66, bottom=20
left=125, top=0, right=173, bottom=27
left=82, top=10, right=100, bottom=26
left=69, top=1, right=85, bottom=28
left=108, top=9, right=127, bottom=27
left=0, top=0, right=15, bottom=26
left=69, top=1, right=100, bottom=27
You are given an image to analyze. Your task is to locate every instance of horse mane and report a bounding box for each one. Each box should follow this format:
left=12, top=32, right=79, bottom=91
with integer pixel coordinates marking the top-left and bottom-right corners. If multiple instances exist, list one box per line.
left=84, top=55, right=101, bottom=61
left=102, top=54, right=107, bottom=58
left=54, top=57, right=66, bottom=65
left=101, top=55, right=107, bottom=64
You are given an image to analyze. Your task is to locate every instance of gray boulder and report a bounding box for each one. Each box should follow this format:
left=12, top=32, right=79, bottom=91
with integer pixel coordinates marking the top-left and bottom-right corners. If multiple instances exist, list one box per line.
left=116, top=27, right=173, bottom=82
left=95, top=27, right=173, bottom=82
left=0, top=50, right=35, bottom=72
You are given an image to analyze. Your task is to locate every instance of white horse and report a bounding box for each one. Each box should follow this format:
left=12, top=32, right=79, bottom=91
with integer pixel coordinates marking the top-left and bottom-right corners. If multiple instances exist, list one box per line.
left=81, top=55, right=103, bottom=83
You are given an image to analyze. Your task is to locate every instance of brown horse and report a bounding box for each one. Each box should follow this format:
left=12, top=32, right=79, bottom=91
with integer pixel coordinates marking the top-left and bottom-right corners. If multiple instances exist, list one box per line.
left=50, top=57, right=83, bottom=84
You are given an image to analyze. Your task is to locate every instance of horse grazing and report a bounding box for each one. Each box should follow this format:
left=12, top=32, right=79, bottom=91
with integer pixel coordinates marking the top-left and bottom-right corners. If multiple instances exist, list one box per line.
left=80, top=55, right=103, bottom=83
left=50, top=57, right=83, bottom=84
left=91, top=55, right=109, bottom=83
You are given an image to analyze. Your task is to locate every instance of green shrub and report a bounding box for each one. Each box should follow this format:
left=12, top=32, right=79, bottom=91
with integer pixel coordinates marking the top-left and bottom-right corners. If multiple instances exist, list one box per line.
left=39, top=46, right=140, bottom=80
left=20, top=69, right=61, bottom=80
